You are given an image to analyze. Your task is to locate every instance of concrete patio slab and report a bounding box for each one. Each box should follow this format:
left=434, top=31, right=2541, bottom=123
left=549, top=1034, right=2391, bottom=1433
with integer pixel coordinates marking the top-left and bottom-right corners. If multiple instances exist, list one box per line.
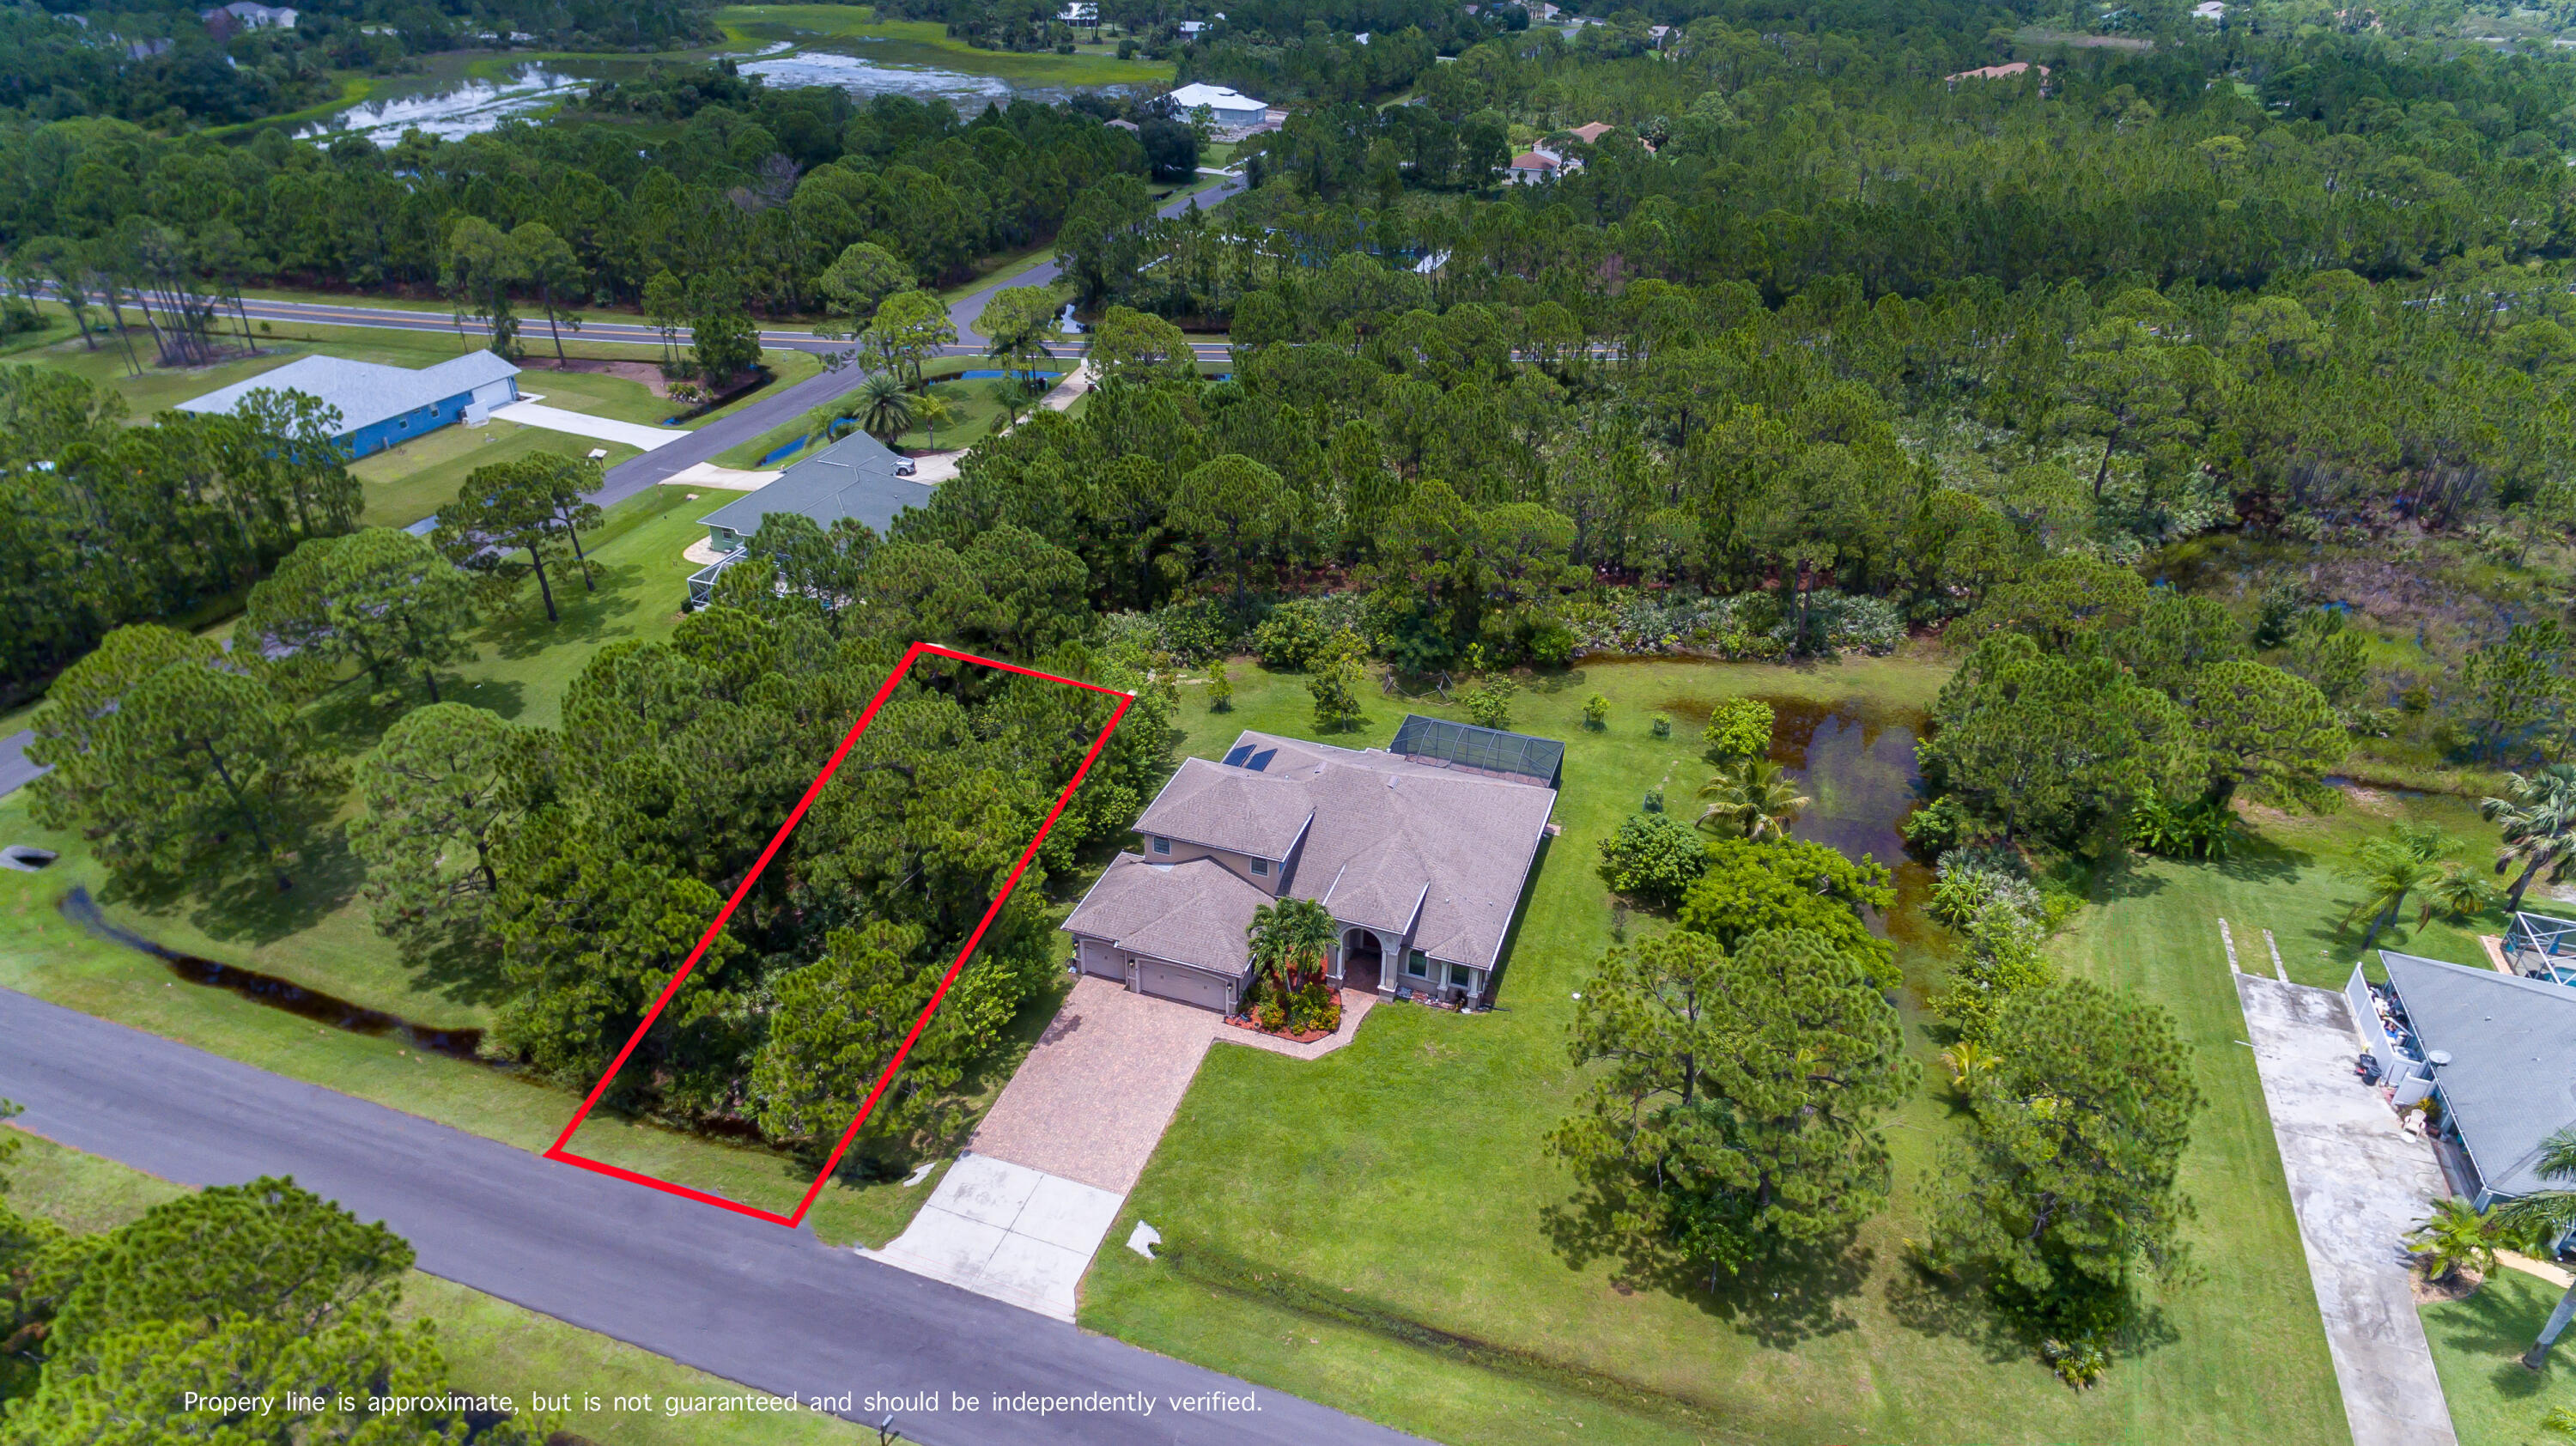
left=2237, top=971, right=2458, bottom=1446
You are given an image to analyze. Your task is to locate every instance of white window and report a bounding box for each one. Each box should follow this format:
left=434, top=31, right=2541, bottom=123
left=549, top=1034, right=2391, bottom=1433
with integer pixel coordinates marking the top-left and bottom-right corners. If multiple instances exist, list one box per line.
left=1406, top=951, right=1428, bottom=978
left=1449, top=964, right=1473, bottom=989
left=1250, top=859, right=1269, bottom=876
left=1151, top=836, right=1171, bottom=854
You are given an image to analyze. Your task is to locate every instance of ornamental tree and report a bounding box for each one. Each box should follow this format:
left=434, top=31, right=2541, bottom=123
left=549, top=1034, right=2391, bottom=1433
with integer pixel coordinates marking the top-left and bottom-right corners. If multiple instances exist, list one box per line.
left=1927, top=980, right=2202, bottom=1357
left=240, top=527, right=479, bottom=705
left=1676, top=835, right=1895, bottom=987
left=1552, top=928, right=1916, bottom=1285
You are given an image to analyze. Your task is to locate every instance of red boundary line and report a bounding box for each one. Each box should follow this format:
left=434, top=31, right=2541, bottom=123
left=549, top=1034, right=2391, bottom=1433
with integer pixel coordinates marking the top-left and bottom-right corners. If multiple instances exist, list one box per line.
left=541, top=641, right=1134, bottom=1227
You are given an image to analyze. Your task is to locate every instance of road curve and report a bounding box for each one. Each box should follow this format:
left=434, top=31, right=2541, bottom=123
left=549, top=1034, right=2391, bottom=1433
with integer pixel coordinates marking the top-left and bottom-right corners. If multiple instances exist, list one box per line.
left=0, top=985, right=1415, bottom=1446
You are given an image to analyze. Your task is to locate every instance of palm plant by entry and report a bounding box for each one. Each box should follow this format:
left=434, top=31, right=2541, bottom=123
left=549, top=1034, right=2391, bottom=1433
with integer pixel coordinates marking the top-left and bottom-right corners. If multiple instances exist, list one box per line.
left=2406, top=1195, right=2503, bottom=1288
left=2488, top=1127, right=2576, bottom=1366
left=1695, top=757, right=1809, bottom=841
left=913, top=391, right=959, bottom=451
left=2484, top=764, right=2576, bottom=913
left=1247, top=896, right=1335, bottom=1000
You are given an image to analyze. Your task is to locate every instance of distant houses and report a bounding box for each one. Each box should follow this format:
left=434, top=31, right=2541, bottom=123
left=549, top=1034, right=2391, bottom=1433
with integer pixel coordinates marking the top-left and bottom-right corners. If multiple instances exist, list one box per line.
left=689, top=429, right=927, bottom=605
left=1507, top=149, right=1564, bottom=184
left=176, top=351, right=519, bottom=459
left=201, top=1, right=296, bottom=28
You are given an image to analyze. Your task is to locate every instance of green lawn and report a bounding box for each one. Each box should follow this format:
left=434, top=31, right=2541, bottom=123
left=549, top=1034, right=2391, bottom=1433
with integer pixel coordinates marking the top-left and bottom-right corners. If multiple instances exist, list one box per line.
left=714, top=355, right=1054, bottom=468
left=0, top=1129, right=866, bottom=1444
left=1078, top=652, right=2375, bottom=1446
left=0, top=488, right=950, bottom=1248
left=2425, top=1266, right=2576, bottom=1446
left=352, top=422, right=642, bottom=529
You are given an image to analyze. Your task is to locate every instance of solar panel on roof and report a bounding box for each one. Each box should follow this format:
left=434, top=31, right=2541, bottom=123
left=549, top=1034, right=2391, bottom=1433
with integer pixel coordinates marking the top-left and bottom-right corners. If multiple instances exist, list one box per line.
left=1388, top=714, right=1564, bottom=787
left=1247, top=748, right=1276, bottom=771
left=1223, top=744, right=1255, bottom=766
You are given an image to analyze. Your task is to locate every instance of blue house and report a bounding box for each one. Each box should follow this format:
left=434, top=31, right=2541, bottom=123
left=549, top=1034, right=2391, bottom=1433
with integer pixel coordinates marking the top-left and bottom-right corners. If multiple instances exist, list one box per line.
left=177, top=350, right=520, bottom=458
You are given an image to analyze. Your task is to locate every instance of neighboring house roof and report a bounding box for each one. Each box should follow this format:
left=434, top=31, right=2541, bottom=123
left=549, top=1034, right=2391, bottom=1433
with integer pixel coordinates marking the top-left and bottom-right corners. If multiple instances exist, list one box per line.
left=696, top=428, right=929, bottom=542
left=1510, top=150, right=1560, bottom=171
left=176, top=351, right=517, bottom=435
left=1169, top=82, right=1263, bottom=112
left=1133, top=731, right=1556, bottom=970
left=1567, top=121, right=1613, bottom=143
left=1065, top=855, right=1272, bottom=976
left=2381, top=950, right=2576, bottom=1200
left=1104, top=118, right=1140, bottom=131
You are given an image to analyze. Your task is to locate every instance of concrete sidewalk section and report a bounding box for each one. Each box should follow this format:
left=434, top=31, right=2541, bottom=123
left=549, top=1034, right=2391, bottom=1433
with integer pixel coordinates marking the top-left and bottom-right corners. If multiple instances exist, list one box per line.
left=863, top=1155, right=1124, bottom=1323
left=2237, top=972, right=2458, bottom=1446
left=489, top=398, right=690, bottom=451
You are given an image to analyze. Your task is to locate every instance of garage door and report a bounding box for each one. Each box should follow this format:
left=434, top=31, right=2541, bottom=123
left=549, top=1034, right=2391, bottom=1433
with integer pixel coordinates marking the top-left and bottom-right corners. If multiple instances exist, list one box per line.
left=1138, top=960, right=1231, bottom=1013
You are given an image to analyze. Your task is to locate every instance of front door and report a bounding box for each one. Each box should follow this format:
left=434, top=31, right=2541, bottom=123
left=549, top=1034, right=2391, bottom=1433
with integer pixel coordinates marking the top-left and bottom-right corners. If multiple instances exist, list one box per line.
left=1342, top=929, right=1383, bottom=995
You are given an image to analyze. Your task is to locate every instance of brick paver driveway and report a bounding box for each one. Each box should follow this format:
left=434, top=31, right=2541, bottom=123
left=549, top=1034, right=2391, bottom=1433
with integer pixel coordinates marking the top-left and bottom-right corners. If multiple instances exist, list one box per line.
left=969, top=975, right=1376, bottom=1194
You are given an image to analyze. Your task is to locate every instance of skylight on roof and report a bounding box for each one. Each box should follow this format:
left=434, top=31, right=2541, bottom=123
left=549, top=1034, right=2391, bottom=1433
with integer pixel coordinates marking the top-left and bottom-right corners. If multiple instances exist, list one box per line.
left=1223, top=744, right=1255, bottom=767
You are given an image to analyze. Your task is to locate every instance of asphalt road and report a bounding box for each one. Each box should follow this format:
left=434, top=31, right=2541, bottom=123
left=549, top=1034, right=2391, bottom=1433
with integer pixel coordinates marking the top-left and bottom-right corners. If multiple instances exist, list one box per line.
left=0, top=985, right=1416, bottom=1446
left=191, top=172, right=1250, bottom=509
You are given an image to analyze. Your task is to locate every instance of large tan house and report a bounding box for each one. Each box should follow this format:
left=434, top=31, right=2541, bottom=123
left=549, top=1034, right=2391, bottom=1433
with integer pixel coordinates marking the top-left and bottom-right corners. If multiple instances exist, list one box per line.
left=1060, top=720, right=1558, bottom=1012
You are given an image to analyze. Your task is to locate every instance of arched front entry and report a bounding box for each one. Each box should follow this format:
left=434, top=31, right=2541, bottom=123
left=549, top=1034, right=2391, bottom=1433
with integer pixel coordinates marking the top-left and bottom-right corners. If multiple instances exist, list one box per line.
left=1340, top=927, right=1384, bottom=994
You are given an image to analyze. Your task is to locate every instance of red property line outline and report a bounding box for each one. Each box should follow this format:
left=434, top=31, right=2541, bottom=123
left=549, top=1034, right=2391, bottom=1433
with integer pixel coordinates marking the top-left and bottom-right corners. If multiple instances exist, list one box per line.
left=542, top=641, right=1134, bottom=1227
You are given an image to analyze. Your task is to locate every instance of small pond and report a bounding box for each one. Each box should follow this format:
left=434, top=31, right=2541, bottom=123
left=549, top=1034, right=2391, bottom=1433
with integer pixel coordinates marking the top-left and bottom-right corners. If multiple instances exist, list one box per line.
left=301, top=63, right=602, bottom=143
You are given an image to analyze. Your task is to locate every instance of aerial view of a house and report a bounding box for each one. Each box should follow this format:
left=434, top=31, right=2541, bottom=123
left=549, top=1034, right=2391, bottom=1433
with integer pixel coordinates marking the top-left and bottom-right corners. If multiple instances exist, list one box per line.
left=1063, top=718, right=1558, bottom=1013
left=176, top=350, right=519, bottom=457
left=688, top=428, right=928, bottom=603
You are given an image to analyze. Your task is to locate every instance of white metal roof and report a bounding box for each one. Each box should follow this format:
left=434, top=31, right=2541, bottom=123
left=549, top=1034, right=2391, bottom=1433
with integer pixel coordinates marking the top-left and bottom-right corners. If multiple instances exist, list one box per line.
left=177, top=350, right=518, bottom=435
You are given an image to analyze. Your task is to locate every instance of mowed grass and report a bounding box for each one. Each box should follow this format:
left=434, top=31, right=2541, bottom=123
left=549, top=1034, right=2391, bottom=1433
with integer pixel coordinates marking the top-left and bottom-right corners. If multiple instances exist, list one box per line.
left=1078, top=653, right=2365, bottom=1446
left=0, top=1129, right=867, bottom=1445
left=352, top=422, right=642, bottom=529
left=714, top=355, right=1058, bottom=467
left=2423, top=1266, right=2576, bottom=1446
left=0, top=487, right=942, bottom=1249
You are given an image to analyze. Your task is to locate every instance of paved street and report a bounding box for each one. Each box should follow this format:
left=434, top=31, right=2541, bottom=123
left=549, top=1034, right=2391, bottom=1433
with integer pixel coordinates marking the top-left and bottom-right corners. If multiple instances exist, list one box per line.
left=0, top=985, right=1416, bottom=1446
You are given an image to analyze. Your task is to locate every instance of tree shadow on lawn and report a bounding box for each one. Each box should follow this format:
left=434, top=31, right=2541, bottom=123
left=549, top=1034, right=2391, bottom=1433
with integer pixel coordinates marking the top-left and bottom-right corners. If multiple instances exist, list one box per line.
left=477, top=559, right=657, bottom=664
left=2209, top=829, right=2312, bottom=885
left=1540, top=1183, right=1871, bottom=1349
left=2426, top=1282, right=2559, bottom=1406
left=392, top=914, right=515, bottom=1008
left=100, top=822, right=368, bottom=949
left=1883, top=1257, right=2181, bottom=1371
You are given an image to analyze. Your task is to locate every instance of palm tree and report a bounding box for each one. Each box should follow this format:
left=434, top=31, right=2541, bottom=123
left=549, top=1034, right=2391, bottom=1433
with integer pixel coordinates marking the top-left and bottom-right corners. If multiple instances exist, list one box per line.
left=2485, top=764, right=2576, bottom=913
left=2343, top=827, right=2450, bottom=948
left=1246, top=896, right=1335, bottom=1000
left=2405, top=1196, right=2502, bottom=1288
left=2489, top=1127, right=2576, bottom=1367
left=1938, top=1040, right=1999, bottom=1096
left=850, top=371, right=920, bottom=445
left=1696, top=757, right=1809, bottom=841
left=2421, top=862, right=2500, bottom=927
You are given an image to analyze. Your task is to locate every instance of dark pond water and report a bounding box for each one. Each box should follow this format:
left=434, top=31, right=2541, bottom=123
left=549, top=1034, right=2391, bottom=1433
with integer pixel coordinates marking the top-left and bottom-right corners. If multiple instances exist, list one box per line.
left=1655, top=692, right=1935, bottom=945
left=58, top=886, right=489, bottom=1063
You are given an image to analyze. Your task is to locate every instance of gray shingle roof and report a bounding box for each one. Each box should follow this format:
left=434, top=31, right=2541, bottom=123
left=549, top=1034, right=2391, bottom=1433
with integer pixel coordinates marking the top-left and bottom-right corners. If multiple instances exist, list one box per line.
left=1063, top=854, right=1271, bottom=977
left=176, top=351, right=518, bottom=435
left=697, top=429, right=932, bottom=541
left=2381, top=949, right=2576, bottom=1199
left=1132, top=730, right=1556, bottom=971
